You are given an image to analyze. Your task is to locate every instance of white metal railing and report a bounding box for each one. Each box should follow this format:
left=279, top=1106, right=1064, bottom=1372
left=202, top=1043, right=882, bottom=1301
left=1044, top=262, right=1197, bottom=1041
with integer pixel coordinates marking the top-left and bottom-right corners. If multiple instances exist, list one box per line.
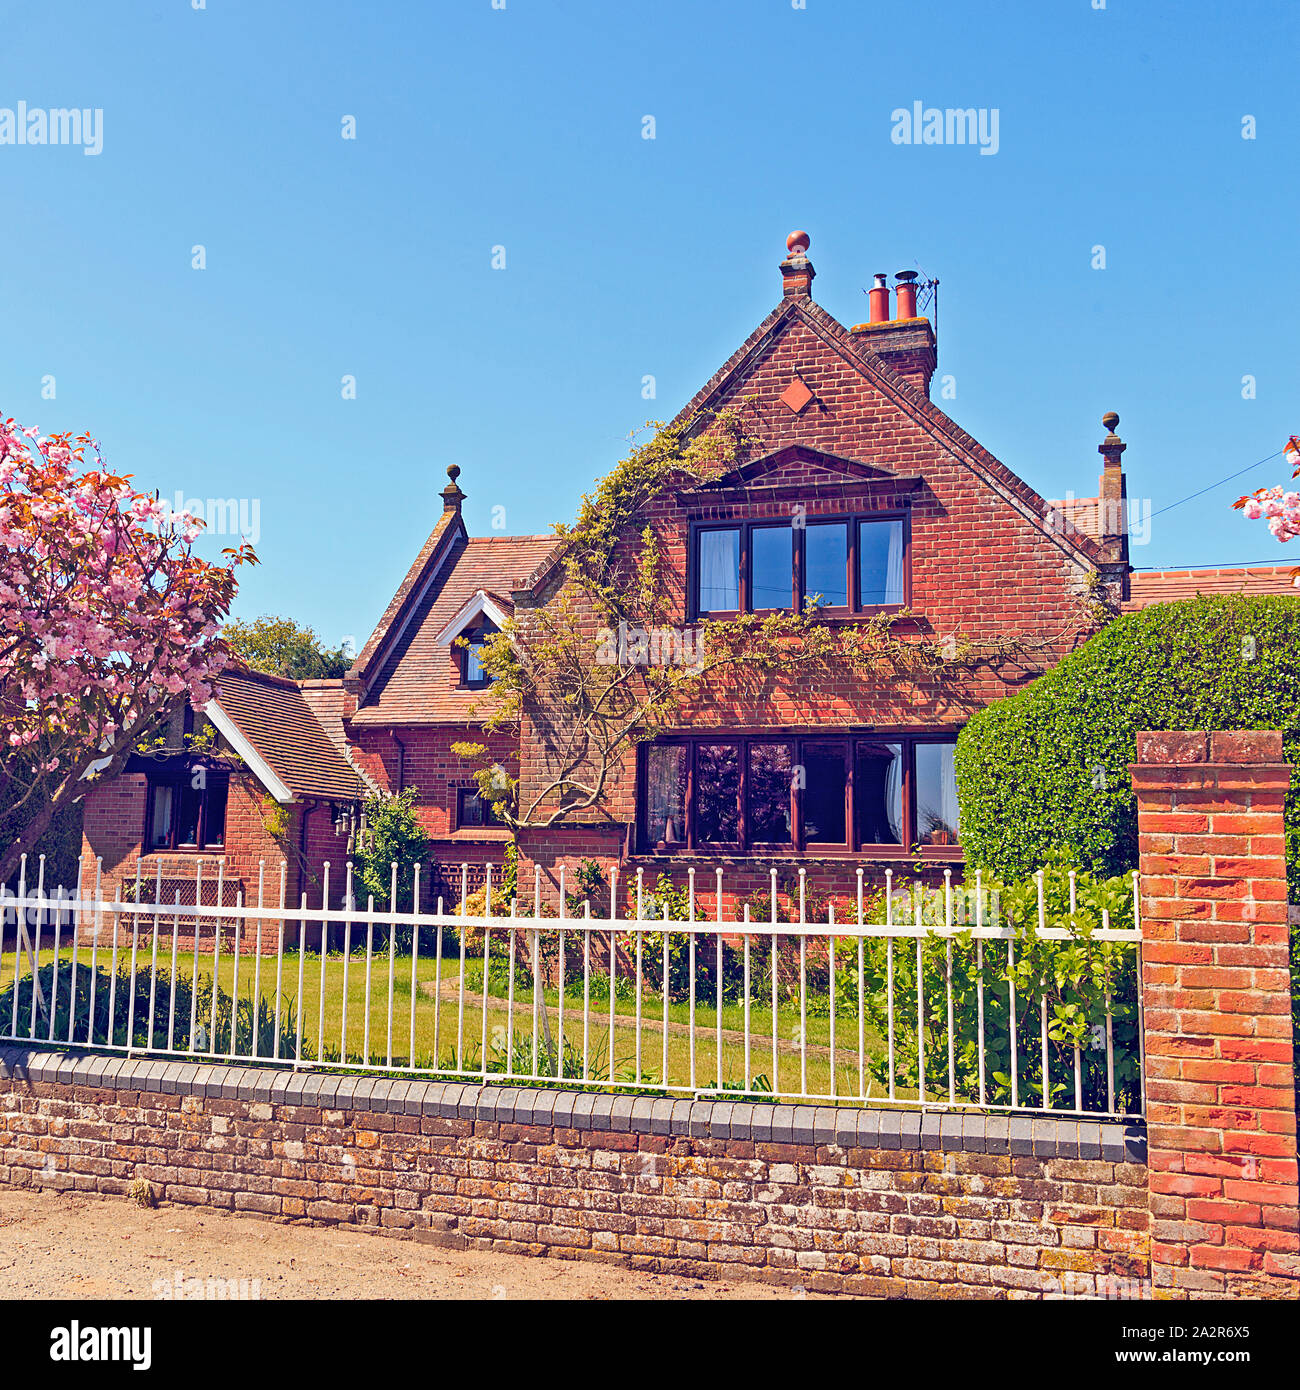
left=0, top=854, right=1144, bottom=1117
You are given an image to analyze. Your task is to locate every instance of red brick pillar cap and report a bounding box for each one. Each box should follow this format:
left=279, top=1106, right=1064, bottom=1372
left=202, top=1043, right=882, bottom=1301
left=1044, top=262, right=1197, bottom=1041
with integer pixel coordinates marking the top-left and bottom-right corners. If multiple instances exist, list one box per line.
left=1135, top=730, right=1284, bottom=764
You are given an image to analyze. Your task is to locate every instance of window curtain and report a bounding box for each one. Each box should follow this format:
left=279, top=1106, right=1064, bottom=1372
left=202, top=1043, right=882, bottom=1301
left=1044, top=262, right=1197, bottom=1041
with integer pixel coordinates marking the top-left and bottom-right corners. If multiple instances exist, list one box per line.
left=150, top=784, right=173, bottom=848
left=698, top=530, right=739, bottom=612
left=884, top=748, right=903, bottom=843
left=884, top=520, right=905, bottom=604
left=646, top=746, right=686, bottom=844
left=916, top=742, right=960, bottom=844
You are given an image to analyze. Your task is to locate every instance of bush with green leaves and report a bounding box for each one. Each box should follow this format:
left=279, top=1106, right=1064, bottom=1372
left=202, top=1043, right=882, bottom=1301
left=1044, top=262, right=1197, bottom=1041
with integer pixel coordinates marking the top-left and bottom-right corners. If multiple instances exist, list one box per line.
left=855, top=864, right=1140, bottom=1112
left=0, top=961, right=298, bottom=1058
left=954, top=593, right=1300, bottom=898
left=351, top=787, right=431, bottom=950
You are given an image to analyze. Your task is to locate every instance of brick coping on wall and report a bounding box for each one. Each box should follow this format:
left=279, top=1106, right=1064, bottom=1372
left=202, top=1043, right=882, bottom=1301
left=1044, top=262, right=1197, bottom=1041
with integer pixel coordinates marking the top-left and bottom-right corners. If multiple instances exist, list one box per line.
left=0, top=1046, right=1145, bottom=1162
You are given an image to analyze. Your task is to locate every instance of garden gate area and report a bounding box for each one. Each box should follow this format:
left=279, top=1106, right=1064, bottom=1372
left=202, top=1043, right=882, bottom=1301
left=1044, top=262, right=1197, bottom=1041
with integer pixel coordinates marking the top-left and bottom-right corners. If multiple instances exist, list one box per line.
left=0, top=732, right=1296, bottom=1300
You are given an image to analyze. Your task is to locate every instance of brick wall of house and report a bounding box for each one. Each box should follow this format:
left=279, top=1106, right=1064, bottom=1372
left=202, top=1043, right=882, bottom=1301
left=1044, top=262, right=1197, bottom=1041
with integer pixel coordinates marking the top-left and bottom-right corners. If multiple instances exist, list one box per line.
left=0, top=1055, right=1149, bottom=1299
left=79, top=771, right=292, bottom=918
left=518, top=840, right=959, bottom=920
left=349, top=723, right=515, bottom=903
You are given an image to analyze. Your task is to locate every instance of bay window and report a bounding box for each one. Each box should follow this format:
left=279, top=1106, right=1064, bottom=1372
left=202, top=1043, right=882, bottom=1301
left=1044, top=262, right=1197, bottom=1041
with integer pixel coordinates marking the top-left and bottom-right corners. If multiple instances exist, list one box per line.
left=638, top=732, right=960, bottom=855
left=690, top=510, right=908, bottom=617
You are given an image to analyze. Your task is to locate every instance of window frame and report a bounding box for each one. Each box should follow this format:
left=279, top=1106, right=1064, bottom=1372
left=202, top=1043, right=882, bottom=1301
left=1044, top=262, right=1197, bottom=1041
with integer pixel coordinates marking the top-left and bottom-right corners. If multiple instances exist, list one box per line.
left=457, top=625, right=494, bottom=690
left=142, top=764, right=229, bottom=853
left=687, top=508, right=911, bottom=620
left=455, top=786, right=501, bottom=830
left=636, top=730, right=959, bottom=857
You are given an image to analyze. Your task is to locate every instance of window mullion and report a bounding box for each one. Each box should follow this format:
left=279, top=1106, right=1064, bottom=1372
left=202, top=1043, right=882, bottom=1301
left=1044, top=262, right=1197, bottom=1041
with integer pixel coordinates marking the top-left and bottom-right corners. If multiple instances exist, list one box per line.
left=904, top=739, right=915, bottom=852
left=740, top=524, right=750, bottom=613
left=738, top=737, right=749, bottom=853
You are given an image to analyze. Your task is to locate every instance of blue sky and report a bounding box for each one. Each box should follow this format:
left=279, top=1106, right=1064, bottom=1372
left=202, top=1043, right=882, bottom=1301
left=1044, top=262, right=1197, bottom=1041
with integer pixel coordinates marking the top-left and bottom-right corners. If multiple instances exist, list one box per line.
left=2, top=0, right=1297, bottom=648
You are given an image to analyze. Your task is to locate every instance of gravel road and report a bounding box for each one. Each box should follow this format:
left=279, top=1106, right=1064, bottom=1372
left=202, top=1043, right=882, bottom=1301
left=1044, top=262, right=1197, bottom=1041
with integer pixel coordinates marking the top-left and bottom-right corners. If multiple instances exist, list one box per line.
left=0, top=1187, right=824, bottom=1301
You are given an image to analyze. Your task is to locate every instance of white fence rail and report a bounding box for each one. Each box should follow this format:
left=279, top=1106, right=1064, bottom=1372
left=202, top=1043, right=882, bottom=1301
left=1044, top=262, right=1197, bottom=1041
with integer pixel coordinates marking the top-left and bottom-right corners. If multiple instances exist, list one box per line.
left=0, top=854, right=1144, bottom=1117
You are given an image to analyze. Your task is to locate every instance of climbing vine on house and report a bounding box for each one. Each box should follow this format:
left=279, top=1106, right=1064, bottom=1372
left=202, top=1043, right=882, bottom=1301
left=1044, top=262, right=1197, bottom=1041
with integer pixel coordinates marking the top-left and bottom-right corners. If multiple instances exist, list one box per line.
left=455, top=406, right=1112, bottom=830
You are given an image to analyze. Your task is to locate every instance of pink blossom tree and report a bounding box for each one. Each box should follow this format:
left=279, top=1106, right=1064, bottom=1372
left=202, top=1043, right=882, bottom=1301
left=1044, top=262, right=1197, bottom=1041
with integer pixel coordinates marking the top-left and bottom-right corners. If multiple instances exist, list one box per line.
left=1235, top=436, right=1300, bottom=584
left=0, top=416, right=255, bottom=885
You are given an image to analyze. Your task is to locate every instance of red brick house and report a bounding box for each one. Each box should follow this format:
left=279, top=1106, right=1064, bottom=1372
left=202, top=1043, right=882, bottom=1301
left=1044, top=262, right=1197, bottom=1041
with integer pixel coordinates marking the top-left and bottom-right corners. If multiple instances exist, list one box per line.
left=76, top=230, right=1299, bottom=914
left=506, top=232, right=1129, bottom=904
left=78, top=468, right=560, bottom=910
left=77, top=666, right=363, bottom=913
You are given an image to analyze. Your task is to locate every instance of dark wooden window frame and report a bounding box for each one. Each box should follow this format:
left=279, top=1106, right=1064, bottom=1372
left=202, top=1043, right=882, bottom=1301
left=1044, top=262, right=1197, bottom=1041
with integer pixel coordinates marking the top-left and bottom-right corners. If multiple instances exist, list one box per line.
left=687, top=508, right=911, bottom=621
left=636, top=730, right=959, bottom=858
left=142, top=764, right=230, bottom=853
left=456, top=786, right=501, bottom=830
left=456, top=624, right=494, bottom=690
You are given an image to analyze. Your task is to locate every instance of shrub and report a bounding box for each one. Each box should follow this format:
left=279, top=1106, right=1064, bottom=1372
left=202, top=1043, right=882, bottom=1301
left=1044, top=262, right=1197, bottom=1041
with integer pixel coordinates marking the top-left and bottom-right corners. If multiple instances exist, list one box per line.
left=954, top=594, right=1300, bottom=900
left=352, top=788, right=430, bottom=919
left=0, top=961, right=298, bottom=1057
left=858, top=864, right=1141, bottom=1112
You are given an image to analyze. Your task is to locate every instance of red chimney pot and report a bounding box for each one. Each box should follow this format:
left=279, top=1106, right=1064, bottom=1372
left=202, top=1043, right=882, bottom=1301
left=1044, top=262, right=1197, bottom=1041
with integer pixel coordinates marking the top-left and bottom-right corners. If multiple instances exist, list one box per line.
left=868, top=273, right=890, bottom=324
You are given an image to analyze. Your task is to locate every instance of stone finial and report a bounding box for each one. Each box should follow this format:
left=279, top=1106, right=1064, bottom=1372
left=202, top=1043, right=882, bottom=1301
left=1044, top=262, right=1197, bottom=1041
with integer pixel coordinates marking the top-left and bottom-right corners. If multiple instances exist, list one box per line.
left=441, top=463, right=466, bottom=514
left=1099, top=412, right=1126, bottom=462
left=780, top=231, right=815, bottom=298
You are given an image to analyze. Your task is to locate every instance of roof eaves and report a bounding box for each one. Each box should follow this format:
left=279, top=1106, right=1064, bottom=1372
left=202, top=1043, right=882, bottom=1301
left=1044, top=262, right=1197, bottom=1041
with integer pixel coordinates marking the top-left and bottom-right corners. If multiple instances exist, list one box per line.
left=204, top=699, right=296, bottom=804
left=432, top=590, right=511, bottom=647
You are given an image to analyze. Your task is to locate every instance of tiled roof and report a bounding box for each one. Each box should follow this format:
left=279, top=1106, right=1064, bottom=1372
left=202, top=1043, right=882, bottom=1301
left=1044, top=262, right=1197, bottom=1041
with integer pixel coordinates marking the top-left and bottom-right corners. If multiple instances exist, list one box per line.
left=1126, top=565, right=1299, bottom=611
left=351, top=534, right=560, bottom=726
left=298, top=679, right=383, bottom=795
left=213, top=667, right=363, bottom=801
left=350, top=510, right=462, bottom=684
left=1046, top=496, right=1102, bottom=543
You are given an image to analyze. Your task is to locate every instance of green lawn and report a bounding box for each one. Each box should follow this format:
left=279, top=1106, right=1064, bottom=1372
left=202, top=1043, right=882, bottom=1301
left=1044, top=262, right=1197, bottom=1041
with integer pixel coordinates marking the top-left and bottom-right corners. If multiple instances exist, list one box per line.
left=2, top=938, right=910, bottom=1103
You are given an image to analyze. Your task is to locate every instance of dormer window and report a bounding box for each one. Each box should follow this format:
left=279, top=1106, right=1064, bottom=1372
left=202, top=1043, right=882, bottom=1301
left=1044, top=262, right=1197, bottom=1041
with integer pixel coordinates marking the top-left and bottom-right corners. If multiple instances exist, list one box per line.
left=434, top=589, right=512, bottom=690
left=690, top=511, right=908, bottom=618
left=460, top=627, right=491, bottom=688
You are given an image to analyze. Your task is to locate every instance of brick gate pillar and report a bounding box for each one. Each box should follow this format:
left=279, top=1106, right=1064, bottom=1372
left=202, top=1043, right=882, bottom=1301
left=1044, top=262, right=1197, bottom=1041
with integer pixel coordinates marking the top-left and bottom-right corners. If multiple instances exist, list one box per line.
left=1131, top=730, right=1299, bottom=1298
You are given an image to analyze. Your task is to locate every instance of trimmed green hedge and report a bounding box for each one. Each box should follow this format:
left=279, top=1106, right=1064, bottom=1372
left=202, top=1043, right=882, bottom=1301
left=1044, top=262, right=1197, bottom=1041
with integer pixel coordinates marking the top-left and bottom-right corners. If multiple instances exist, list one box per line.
left=954, top=594, right=1300, bottom=900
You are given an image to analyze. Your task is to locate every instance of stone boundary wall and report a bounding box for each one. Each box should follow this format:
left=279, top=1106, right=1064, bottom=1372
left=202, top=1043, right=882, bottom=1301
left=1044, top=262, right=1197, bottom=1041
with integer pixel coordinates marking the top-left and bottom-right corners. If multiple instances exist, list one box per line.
left=0, top=1048, right=1149, bottom=1299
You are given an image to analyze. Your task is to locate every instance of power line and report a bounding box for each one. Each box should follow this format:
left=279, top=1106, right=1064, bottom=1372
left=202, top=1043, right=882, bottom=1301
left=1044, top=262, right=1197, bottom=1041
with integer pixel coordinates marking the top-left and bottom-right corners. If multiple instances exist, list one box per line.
left=1140, top=446, right=1285, bottom=524
left=1132, top=558, right=1295, bottom=571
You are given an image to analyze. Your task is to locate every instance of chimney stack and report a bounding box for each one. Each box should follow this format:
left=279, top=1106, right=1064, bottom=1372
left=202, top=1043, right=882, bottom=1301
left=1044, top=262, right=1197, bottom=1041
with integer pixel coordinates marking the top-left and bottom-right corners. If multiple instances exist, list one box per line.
left=441, top=463, right=466, bottom=516
left=780, top=230, right=815, bottom=298
left=850, top=264, right=938, bottom=397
